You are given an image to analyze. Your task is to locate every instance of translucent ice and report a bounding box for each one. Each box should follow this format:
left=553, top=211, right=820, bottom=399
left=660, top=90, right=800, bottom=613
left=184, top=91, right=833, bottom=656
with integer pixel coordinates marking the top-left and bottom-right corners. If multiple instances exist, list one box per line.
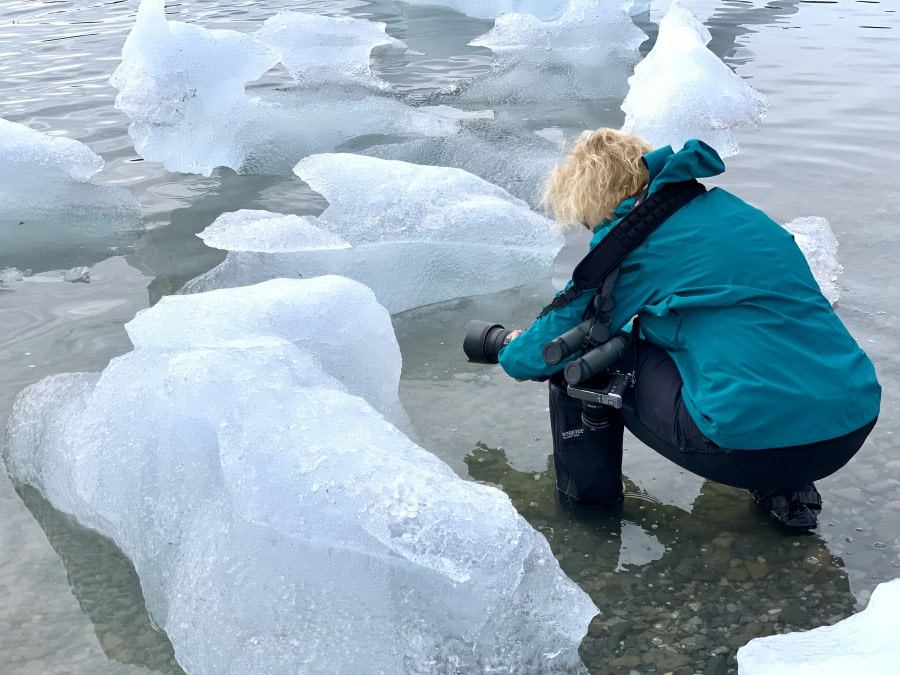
left=0, top=118, right=142, bottom=271
left=256, top=12, right=403, bottom=89
left=399, top=0, right=569, bottom=20
left=197, top=210, right=351, bottom=253
left=184, top=154, right=564, bottom=313
left=464, top=0, right=646, bottom=102
left=110, top=0, right=456, bottom=176
left=782, top=216, right=842, bottom=307
left=620, top=0, right=767, bottom=157
left=109, top=0, right=281, bottom=175
left=737, top=578, right=900, bottom=674
left=3, top=277, right=598, bottom=673
left=361, top=117, right=563, bottom=205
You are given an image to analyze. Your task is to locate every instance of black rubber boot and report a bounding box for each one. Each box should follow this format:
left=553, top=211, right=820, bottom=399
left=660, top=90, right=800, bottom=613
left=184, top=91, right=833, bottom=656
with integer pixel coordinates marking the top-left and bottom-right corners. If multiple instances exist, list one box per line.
left=750, top=483, right=822, bottom=530
left=549, top=373, right=624, bottom=507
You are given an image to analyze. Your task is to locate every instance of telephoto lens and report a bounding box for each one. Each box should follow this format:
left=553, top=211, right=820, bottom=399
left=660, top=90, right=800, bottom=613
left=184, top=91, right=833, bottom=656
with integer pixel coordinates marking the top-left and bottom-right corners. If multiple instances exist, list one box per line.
left=463, top=320, right=513, bottom=364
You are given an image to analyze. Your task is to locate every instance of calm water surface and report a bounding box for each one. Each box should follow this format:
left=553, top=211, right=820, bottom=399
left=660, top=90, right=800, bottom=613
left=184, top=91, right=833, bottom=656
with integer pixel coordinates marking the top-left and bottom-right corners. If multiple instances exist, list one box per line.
left=1, top=1, right=898, bottom=673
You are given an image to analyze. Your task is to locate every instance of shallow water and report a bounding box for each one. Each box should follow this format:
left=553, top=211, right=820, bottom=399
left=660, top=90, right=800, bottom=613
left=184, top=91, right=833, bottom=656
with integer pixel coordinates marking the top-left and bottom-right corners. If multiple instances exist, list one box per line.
left=1, top=0, right=898, bottom=673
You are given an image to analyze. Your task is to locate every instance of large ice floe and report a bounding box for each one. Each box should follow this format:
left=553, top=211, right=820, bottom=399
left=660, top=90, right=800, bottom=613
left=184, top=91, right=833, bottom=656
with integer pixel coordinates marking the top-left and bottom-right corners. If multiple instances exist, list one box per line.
left=737, top=578, right=900, bottom=674
left=620, top=0, right=767, bottom=158
left=182, top=154, right=564, bottom=313
left=2, top=276, right=598, bottom=673
left=462, top=0, right=646, bottom=103
left=782, top=216, right=842, bottom=307
left=110, top=0, right=458, bottom=176
left=0, top=118, right=142, bottom=271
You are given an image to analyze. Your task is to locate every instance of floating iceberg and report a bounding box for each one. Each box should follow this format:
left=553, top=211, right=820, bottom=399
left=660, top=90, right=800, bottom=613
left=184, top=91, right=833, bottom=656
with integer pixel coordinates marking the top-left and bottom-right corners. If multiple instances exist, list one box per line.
left=110, top=0, right=457, bottom=176
left=621, top=0, right=767, bottom=157
left=183, top=155, right=564, bottom=313
left=399, top=0, right=569, bottom=20
left=464, top=0, right=645, bottom=102
left=3, top=277, right=598, bottom=673
left=256, top=12, right=403, bottom=89
left=0, top=118, right=142, bottom=271
left=737, top=578, right=900, bottom=674
left=782, top=216, right=842, bottom=306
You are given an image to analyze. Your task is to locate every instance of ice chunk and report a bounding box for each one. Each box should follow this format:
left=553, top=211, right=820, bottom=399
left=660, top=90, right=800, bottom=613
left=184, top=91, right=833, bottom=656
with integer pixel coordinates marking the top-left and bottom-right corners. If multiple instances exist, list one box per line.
left=0, top=118, right=102, bottom=182
left=197, top=210, right=350, bottom=253
left=782, top=216, right=842, bottom=307
left=464, top=0, right=646, bottom=102
left=361, top=118, right=562, bottom=205
left=737, top=578, right=900, bottom=674
left=184, top=155, right=564, bottom=313
left=0, top=118, right=142, bottom=272
left=256, top=12, right=403, bottom=89
left=109, top=0, right=281, bottom=176
left=621, top=0, right=767, bottom=157
left=110, top=1, right=458, bottom=176
left=399, top=0, right=569, bottom=20
left=238, top=87, right=459, bottom=175
left=3, top=277, right=598, bottom=673
left=62, top=267, right=91, bottom=283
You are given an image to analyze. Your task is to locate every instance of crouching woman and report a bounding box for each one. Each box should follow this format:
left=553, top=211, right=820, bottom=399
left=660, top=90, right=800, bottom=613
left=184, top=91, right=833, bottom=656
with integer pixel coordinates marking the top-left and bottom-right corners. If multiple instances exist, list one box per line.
left=499, top=129, right=880, bottom=531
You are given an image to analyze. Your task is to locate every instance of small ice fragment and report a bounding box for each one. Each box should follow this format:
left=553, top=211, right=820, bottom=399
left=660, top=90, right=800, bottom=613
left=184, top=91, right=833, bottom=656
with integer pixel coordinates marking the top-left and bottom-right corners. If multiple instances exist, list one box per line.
left=62, top=267, right=91, bottom=283
left=781, top=216, right=842, bottom=307
left=198, top=210, right=351, bottom=253
left=737, top=578, right=900, bottom=674
left=255, top=12, right=405, bottom=89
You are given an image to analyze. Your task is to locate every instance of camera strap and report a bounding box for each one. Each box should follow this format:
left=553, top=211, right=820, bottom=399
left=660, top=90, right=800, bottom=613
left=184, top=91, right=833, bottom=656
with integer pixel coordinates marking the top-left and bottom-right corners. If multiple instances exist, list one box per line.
left=536, top=179, right=706, bottom=320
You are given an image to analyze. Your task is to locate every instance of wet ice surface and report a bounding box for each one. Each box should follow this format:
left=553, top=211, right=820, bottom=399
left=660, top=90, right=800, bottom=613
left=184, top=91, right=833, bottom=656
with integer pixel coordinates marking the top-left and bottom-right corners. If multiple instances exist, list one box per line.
left=1, top=0, right=900, bottom=673
left=4, top=277, right=597, bottom=673
left=184, top=154, right=563, bottom=313
left=782, top=217, right=842, bottom=307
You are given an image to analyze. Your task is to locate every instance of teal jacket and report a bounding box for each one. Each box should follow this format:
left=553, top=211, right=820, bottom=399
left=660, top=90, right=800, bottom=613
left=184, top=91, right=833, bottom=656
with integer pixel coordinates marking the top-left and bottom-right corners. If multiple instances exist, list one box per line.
left=499, top=140, right=881, bottom=449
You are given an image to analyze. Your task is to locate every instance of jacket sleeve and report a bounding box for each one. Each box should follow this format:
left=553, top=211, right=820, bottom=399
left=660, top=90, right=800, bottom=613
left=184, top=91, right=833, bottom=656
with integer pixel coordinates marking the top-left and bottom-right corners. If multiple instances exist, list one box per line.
left=497, top=281, right=596, bottom=381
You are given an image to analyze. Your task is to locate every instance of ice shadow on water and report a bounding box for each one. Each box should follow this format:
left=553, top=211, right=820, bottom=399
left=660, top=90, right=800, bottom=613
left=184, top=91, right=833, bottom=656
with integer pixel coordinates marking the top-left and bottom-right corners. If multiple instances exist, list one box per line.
left=15, top=483, right=184, bottom=675
left=466, top=443, right=857, bottom=673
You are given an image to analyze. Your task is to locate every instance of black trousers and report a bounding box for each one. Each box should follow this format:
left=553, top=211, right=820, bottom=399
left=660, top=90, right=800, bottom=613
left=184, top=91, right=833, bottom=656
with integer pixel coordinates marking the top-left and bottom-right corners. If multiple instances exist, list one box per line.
left=549, top=339, right=876, bottom=502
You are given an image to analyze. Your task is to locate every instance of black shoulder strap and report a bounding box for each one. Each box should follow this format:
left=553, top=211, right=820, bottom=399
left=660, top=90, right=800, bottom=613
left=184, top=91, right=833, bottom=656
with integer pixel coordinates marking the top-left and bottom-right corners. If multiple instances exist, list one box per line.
left=570, top=179, right=706, bottom=291
left=535, top=179, right=706, bottom=320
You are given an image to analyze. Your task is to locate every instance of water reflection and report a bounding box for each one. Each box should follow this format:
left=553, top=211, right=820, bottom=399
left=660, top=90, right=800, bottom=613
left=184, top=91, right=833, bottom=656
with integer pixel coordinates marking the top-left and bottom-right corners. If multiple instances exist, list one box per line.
left=467, top=444, right=857, bottom=673
left=15, top=485, right=183, bottom=675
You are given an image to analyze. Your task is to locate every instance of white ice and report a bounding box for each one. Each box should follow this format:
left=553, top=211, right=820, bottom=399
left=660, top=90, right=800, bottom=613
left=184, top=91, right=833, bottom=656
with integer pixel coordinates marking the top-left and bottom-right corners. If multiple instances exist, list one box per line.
left=197, top=210, right=351, bottom=253
left=255, top=12, right=403, bottom=89
left=0, top=118, right=142, bottom=270
left=464, top=0, right=646, bottom=103
left=399, top=0, right=569, bottom=20
left=184, top=154, right=564, bottom=313
left=3, top=277, right=598, bottom=673
left=737, top=578, right=900, bottom=674
left=782, top=216, right=842, bottom=307
left=110, top=0, right=457, bottom=176
left=620, top=0, right=767, bottom=157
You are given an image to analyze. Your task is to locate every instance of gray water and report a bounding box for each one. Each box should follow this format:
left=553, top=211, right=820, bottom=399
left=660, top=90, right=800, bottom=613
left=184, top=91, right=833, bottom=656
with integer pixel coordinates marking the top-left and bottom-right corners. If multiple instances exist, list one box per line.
left=0, top=0, right=898, bottom=673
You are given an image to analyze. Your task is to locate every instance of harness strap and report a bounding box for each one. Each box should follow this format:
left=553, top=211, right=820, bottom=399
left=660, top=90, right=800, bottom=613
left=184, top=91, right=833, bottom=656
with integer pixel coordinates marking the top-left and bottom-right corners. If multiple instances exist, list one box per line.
left=571, top=179, right=706, bottom=291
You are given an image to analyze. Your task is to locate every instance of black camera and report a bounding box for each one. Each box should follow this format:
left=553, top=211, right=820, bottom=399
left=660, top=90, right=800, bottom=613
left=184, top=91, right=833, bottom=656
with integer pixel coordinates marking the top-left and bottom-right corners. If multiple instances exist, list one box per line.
left=463, top=320, right=514, bottom=365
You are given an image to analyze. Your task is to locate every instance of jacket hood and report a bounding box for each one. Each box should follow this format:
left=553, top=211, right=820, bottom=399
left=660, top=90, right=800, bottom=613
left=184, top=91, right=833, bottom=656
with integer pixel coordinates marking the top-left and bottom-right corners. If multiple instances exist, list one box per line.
left=643, top=139, right=726, bottom=194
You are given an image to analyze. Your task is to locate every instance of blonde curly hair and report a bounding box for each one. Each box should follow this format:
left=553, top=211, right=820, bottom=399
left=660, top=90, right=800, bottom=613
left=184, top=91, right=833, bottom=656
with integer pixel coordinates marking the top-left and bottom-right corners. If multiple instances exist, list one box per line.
left=542, top=128, right=652, bottom=230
